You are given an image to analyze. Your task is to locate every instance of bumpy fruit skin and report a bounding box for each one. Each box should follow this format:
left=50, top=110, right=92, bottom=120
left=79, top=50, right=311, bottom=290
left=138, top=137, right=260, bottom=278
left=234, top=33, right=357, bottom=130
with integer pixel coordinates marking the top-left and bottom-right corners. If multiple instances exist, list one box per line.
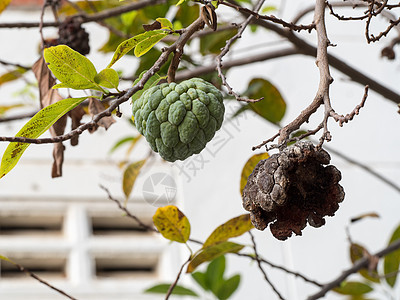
left=132, top=78, right=225, bottom=162
left=58, top=17, right=90, bottom=55
left=242, top=141, right=344, bottom=240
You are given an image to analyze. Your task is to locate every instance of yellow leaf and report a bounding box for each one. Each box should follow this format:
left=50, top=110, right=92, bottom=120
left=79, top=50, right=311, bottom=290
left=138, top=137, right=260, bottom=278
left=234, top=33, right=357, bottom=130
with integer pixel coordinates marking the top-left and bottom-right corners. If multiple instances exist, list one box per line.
left=203, top=214, right=254, bottom=248
left=153, top=205, right=190, bottom=243
left=0, top=67, right=27, bottom=86
left=122, top=159, right=146, bottom=198
left=0, top=0, right=11, bottom=14
left=0, top=104, right=25, bottom=116
left=240, top=152, right=269, bottom=194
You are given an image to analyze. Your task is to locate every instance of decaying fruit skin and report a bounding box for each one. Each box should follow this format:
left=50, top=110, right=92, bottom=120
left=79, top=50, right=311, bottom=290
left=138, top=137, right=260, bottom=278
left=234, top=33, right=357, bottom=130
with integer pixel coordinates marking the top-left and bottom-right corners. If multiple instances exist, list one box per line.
left=132, top=78, right=225, bottom=162
left=58, top=17, right=90, bottom=55
left=242, top=141, right=345, bottom=240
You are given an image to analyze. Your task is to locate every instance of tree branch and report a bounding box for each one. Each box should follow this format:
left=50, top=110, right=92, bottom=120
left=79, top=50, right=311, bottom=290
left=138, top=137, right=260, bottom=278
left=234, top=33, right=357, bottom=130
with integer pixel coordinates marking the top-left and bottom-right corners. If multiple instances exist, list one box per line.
left=0, top=0, right=166, bottom=29
left=307, top=238, right=400, bottom=300
left=216, top=0, right=265, bottom=103
left=220, top=0, right=315, bottom=32
left=0, top=16, right=206, bottom=145
left=249, top=231, right=285, bottom=300
left=176, top=47, right=299, bottom=81
left=228, top=0, right=400, bottom=104
left=9, top=260, right=77, bottom=300
left=165, top=256, right=192, bottom=300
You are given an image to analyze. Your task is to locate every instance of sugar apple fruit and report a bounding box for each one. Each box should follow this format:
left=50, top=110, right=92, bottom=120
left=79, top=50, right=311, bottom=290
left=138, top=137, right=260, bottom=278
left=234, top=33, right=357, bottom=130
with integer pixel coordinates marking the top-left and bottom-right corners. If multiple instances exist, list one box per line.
left=132, top=78, right=225, bottom=162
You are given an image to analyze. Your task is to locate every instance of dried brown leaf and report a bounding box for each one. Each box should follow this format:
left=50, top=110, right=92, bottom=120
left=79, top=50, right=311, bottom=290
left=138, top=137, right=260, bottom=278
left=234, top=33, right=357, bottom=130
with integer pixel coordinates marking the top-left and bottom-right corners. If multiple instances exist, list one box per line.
left=88, top=98, right=115, bottom=131
left=32, top=56, right=56, bottom=107
left=33, top=56, right=69, bottom=178
left=143, top=21, right=162, bottom=31
left=49, top=115, right=67, bottom=178
left=68, top=105, right=86, bottom=146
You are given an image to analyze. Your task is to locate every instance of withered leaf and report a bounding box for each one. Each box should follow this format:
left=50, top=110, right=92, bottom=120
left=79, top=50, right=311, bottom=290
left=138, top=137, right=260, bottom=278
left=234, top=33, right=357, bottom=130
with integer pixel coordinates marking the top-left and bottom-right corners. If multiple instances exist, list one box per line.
left=143, top=21, right=162, bottom=31
left=32, top=56, right=67, bottom=178
left=68, top=105, right=85, bottom=146
left=201, top=5, right=217, bottom=31
left=88, top=98, right=115, bottom=132
left=50, top=115, right=67, bottom=178
left=32, top=57, right=56, bottom=108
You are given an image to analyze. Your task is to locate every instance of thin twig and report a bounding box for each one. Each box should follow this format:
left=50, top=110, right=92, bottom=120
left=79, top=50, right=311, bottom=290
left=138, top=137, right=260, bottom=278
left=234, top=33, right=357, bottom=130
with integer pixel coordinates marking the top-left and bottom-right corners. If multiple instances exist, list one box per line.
left=252, top=132, right=280, bottom=151
left=38, top=0, right=47, bottom=50
left=237, top=252, right=323, bottom=287
left=12, top=262, right=77, bottom=300
left=0, top=16, right=206, bottom=145
left=176, top=47, right=299, bottom=81
left=330, top=85, right=368, bottom=126
left=307, top=238, right=400, bottom=300
left=165, top=255, right=192, bottom=300
left=324, top=144, right=400, bottom=193
left=65, top=0, right=129, bottom=39
left=0, top=111, right=38, bottom=123
left=167, top=17, right=205, bottom=82
left=230, top=0, right=400, bottom=104
left=0, top=59, right=31, bottom=70
left=99, top=184, right=157, bottom=231
left=0, top=0, right=165, bottom=29
left=220, top=0, right=316, bottom=32
left=100, top=185, right=204, bottom=244
left=249, top=231, right=285, bottom=300
left=216, top=0, right=265, bottom=103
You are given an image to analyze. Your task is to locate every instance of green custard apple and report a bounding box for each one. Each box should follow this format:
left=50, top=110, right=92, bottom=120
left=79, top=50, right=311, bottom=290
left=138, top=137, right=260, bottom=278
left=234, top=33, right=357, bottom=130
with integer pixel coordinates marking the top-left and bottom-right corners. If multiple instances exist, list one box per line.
left=132, top=78, right=225, bottom=162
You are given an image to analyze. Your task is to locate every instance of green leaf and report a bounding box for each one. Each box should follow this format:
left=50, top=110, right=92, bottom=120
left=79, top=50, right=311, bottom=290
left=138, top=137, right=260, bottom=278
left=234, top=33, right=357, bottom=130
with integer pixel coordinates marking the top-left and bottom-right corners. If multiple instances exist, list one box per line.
left=333, top=281, right=373, bottom=296
left=134, top=31, right=168, bottom=57
left=0, top=97, right=87, bottom=179
left=175, top=3, right=200, bottom=28
left=261, top=5, right=277, bottom=14
left=245, top=78, right=286, bottom=124
left=216, top=274, right=241, bottom=300
left=131, top=71, right=165, bottom=103
left=187, top=242, right=244, bottom=273
left=52, top=82, right=71, bottom=89
left=203, top=214, right=254, bottom=248
left=122, top=159, right=146, bottom=198
left=0, top=67, right=27, bottom=86
left=108, top=30, right=167, bottom=68
left=145, top=283, right=198, bottom=296
left=192, top=272, right=209, bottom=291
left=94, top=68, right=120, bottom=89
left=350, top=243, right=380, bottom=283
left=200, top=28, right=238, bottom=55
left=156, top=17, right=173, bottom=30
left=121, top=10, right=138, bottom=27
left=240, top=153, right=270, bottom=194
left=109, top=136, right=140, bottom=154
left=44, top=45, right=102, bottom=91
left=153, top=205, right=190, bottom=243
left=384, top=223, right=400, bottom=287
left=176, top=0, right=185, bottom=5
left=206, top=256, right=225, bottom=294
